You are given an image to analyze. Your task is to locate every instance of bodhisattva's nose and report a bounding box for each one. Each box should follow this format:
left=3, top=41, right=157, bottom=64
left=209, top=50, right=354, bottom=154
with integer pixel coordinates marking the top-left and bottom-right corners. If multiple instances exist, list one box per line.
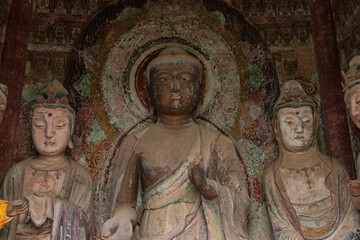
left=295, top=120, right=304, bottom=133
left=45, top=122, right=55, bottom=138
left=351, top=104, right=360, bottom=117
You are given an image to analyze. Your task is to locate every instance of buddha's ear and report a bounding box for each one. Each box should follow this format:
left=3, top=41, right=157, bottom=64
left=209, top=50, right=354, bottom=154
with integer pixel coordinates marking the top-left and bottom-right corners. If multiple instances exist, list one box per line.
left=68, top=139, right=74, bottom=149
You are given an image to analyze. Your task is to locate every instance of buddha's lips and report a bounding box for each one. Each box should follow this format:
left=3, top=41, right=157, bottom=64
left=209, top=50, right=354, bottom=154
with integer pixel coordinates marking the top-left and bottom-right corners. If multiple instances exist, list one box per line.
left=169, top=93, right=182, bottom=100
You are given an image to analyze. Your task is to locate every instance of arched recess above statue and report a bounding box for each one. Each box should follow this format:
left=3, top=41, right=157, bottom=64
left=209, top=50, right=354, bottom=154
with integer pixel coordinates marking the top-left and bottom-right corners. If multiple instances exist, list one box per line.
left=64, top=0, right=278, bottom=236
left=65, top=0, right=278, bottom=140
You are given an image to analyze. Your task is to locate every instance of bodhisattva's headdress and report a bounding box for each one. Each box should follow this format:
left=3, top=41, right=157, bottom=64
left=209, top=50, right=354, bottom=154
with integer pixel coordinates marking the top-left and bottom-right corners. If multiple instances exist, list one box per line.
left=145, top=47, right=203, bottom=84
left=343, top=55, right=360, bottom=107
left=0, top=83, right=8, bottom=104
left=31, top=80, right=75, bottom=135
left=273, top=80, right=318, bottom=142
left=274, top=80, right=316, bottom=113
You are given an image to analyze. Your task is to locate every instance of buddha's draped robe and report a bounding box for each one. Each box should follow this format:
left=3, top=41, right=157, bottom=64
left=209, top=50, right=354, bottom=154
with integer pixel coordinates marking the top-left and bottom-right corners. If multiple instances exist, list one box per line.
left=110, top=124, right=250, bottom=240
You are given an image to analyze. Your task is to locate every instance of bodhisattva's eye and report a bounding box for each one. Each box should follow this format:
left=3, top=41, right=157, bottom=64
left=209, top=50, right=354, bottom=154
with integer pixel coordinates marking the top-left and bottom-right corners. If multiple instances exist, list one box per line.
left=284, top=118, right=294, bottom=125
left=303, top=117, right=312, bottom=124
left=33, top=121, right=45, bottom=128
left=55, top=123, right=67, bottom=129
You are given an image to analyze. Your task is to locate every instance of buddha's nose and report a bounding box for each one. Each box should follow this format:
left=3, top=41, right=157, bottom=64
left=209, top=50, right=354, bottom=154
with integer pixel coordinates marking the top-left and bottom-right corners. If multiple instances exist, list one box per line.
left=170, top=79, right=180, bottom=92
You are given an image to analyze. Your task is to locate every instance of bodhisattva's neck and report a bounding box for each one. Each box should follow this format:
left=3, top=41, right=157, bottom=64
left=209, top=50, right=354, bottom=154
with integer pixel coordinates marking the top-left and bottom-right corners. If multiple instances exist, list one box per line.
left=280, top=146, right=321, bottom=169
left=29, top=154, right=69, bottom=171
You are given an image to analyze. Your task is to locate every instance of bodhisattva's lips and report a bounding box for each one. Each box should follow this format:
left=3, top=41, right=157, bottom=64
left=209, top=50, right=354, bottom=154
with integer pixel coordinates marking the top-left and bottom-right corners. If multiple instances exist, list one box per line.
left=169, top=93, right=183, bottom=100
left=295, top=136, right=304, bottom=140
left=44, top=141, right=55, bottom=146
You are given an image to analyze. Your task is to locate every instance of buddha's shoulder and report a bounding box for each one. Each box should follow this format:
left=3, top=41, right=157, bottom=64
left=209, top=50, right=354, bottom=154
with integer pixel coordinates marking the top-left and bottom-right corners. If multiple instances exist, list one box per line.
left=123, top=125, right=151, bottom=142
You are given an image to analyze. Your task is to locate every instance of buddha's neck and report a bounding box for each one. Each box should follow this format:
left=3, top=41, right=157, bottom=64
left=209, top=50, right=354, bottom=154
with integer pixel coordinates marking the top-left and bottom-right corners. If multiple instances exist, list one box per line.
left=30, top=154, right=69, bottom=171
left=280, top=146, right=321, bottom=169
left=157, top=115, right=194, bottom=130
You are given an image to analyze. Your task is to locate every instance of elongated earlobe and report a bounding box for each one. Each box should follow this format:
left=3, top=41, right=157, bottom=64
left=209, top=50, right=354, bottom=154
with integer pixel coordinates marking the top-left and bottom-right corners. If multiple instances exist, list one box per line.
left=68, top=139, right=74, bottom=149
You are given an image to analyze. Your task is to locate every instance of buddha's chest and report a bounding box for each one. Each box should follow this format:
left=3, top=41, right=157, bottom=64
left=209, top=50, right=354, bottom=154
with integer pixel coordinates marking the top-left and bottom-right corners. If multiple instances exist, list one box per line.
left=136, top=125, right=198, bottom=184
left=22, top=165, right=68, bottom=197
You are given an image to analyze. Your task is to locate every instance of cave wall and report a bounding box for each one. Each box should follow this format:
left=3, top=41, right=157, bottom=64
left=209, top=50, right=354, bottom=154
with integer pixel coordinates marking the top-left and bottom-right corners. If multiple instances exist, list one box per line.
left=0, top=0, right=358, bottom=238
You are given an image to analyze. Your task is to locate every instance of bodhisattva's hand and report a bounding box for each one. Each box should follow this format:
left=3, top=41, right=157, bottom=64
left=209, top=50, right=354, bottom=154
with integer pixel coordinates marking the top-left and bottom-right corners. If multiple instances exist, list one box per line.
left=346, top=179, right=360, bottom=209
left=189, top=157, right=218, bottom=200
left=101, top=207, right=136, bottom=240
left=7, top=199, right=28, bottom=217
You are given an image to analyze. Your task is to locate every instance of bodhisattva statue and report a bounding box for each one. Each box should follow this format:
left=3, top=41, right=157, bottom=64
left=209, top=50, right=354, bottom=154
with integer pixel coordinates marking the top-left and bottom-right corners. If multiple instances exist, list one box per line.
left=343, top=55, right=360, bottom=209
left=0, top=83, right=8, bottom=124
left=0, top=80, right=92, bottom=239
left=264, top=80, right=360, bottom=240
left=101, top=47, right=250, bottom=240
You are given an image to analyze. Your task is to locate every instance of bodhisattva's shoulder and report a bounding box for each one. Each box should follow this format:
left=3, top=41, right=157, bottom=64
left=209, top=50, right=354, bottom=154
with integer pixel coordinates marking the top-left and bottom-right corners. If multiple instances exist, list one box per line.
left=68, top=158, right=92, bottom=184
left=4, top=158, right=31, bottom=180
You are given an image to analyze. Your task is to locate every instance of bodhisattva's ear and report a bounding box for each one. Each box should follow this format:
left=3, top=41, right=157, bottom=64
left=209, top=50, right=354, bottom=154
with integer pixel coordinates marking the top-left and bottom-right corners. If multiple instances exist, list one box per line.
left=68, top=139, right=74, bottom=149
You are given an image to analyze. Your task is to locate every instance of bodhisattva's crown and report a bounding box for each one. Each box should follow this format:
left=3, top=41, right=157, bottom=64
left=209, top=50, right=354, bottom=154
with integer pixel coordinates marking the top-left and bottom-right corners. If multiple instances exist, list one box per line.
left=274, top=80, right=315, bottom=113
left=343, top=55, right=360, bottom=107
left=32, top=80, right=75, bottom=134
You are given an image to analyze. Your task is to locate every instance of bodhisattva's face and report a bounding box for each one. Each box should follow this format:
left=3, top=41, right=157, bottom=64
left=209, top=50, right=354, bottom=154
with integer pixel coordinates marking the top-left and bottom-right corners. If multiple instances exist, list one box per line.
left=349, top=85, right=360, bottom=129
left=149, top=64, right=201, bottom=118
left=0, top=94, right=7, bottom=124
left=32, top=107, right=72, bottom=157
left=277, top=106, right=314, bottom=152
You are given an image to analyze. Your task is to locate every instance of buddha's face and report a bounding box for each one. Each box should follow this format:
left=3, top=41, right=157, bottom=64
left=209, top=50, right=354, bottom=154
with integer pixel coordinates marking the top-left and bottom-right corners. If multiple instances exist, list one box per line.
left=349, top=85, right=360, bottom=129
left=0, top=92, right=7, bottom=124
left=277, top=106, right=314, bottom=152
left=32, top=107, right=72, bottom=157
left=149, top=64, right=201, bottom=118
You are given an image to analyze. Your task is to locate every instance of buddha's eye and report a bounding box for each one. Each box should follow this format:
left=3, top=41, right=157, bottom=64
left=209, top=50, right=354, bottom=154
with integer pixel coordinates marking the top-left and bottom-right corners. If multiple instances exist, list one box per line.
left=158, top=77, right=169, bottom=82
left=155, top=73, right=171, bottom=82
left=178, top=73, right=194, bottom=82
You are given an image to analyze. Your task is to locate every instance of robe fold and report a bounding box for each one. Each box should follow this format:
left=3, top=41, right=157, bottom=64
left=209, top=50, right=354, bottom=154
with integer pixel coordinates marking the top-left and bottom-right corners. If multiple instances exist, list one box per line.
left=264, top=149, right=360, bottom=240
left=0, top=157, right=92, bottom=240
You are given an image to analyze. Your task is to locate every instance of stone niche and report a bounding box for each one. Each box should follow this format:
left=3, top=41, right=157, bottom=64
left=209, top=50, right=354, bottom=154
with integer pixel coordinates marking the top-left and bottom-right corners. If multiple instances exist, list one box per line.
left=62, top=0, right=279, bottom=238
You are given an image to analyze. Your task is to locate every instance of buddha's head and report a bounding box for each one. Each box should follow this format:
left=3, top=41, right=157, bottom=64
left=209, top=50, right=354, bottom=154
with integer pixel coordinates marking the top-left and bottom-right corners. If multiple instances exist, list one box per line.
left=145, top=47, right=203, bottom=120
left=343, top=55, right=360, bottom=129
left=274, top=80, right=317, bottom=153
left=0, top=83, right=8, bottom=124
left=31, top=80, right=75, bottom=157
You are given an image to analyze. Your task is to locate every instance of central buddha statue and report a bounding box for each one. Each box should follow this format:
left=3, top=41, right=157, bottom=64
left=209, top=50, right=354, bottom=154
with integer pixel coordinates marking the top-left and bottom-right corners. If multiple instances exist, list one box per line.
left=101, top=47, right=250, bottom=240
left=264, top=80, right=360, bottom=240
